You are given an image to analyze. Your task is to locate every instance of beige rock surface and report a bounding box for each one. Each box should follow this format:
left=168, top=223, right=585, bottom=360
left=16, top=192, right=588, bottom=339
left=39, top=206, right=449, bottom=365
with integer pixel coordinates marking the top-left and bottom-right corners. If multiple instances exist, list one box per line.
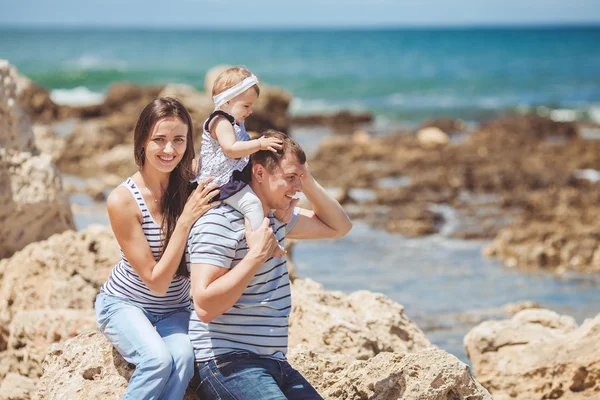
left=0, top=61, right=74, bottom=259
left=1, top=60, right=36, bottom=152
left=36, top=331, right=198, bottom=400
left=289, top=279, right=432, bottom=359
left=416, top=126, right=449, bottom=149
left=2, top=310, right=96, bottom=381
left=0, top=225, right=118, bottom=325
left=289, top=345, right=492, bottom=399
left=37, top=332, right=489, bottom=400
left=464, top=309, right=600, bottom=399
left=0, top=373, right=36, bottom=400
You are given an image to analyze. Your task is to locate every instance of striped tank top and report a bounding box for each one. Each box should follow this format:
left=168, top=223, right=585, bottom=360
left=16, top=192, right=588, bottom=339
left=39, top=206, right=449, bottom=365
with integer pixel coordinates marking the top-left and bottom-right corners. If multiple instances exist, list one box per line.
left=100, top=177, right=191, bottom=314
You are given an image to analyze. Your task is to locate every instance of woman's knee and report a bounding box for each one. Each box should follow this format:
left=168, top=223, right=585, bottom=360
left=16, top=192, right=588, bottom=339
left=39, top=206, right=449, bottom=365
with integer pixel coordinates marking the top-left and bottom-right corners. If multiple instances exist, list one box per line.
left=140, top=348, right=174, bottom=375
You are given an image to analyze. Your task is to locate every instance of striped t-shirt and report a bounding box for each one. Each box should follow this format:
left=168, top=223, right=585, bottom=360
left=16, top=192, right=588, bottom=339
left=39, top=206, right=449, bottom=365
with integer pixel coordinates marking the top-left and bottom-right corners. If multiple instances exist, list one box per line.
left=187, top=204, right=299, bottom=362
left=100, top=177, right=191, bottom=315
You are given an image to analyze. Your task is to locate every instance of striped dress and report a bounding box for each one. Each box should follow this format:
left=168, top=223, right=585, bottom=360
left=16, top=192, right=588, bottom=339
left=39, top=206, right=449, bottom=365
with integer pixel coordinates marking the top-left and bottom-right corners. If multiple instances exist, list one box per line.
left=100, top=177, right=191, bottom=314
left=187, top=205, right=298, bottom=362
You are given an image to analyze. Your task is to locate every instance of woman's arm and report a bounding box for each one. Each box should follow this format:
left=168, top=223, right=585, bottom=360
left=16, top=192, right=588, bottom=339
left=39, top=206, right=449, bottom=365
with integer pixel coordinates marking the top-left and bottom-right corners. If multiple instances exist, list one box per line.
left=108, top=181, right=220, bottom=295
left=212, top=118, right=283, bottom=159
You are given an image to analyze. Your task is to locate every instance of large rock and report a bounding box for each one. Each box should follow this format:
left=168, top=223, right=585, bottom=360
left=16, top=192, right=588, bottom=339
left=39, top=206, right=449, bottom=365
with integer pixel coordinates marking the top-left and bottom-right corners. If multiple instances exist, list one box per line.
left=2, top=310, right=96, bottom=381
left=57, top=113, right=137, bottom=177
left=289, top=346, right=492, bottom=399
left=0, top=373, right=36, bottom=400
left=1, top=60, right=36, bottom=152
left=289, top=279, right=432, bottom=359
left=464, top=309, right=600, bottom=399
left=101, top=82, right=164, bottom=116
left=0, top=225, right=118, bottom=325
left=36, top=331, right=198, bottom=400
left=3, top=61, right=64, bottom=124
left=0, top=61, right=74, bottom=259
left=37, top=332, right=489, bottom=400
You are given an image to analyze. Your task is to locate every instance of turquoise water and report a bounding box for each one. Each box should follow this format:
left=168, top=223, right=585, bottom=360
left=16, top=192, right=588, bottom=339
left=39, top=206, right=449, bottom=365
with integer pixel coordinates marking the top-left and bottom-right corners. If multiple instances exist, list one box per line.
left=2, top=27, right=600, bottom=124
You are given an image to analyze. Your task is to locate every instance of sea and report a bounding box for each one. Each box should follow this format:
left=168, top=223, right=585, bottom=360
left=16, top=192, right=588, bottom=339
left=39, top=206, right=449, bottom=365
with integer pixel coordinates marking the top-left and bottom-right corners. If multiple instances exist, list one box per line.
left=2, top=26, right=600, bottom=126
left=3, top=26, right=600, bottom=363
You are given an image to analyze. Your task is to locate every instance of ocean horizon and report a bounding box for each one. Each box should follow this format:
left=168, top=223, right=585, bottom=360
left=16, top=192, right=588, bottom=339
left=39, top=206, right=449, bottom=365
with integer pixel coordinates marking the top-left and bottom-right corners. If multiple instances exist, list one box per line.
left=2, top=25, right=600, bottom=126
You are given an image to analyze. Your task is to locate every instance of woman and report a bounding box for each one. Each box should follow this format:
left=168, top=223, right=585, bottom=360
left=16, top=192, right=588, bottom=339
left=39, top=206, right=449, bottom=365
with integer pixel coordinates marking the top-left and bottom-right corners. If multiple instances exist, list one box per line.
left=95, top=97, right=220, bottom=399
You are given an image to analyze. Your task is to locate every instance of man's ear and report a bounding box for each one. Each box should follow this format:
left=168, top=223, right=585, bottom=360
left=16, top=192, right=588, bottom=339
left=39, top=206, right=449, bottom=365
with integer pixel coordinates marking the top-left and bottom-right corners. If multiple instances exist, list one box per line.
left=252, top=163, right=265, bottom=183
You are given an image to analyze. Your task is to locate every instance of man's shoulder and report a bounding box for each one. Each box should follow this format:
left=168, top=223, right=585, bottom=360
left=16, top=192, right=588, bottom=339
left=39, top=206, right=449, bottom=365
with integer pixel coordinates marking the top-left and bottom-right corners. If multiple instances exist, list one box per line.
left=190, top=204, right=244, bottom=234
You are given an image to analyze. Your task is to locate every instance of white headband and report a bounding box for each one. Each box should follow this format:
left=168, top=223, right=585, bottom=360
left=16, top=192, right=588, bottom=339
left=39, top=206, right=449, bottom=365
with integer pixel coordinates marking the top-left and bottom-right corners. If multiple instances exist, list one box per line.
left=212, top=75, right=259, bottom=107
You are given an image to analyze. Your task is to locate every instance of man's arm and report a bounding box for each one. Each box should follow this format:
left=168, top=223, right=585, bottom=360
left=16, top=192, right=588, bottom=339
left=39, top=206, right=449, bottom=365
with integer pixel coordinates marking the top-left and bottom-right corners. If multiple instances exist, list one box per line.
left=287, top=164, right=352, bottom=240
left=191, top=218, right=278, bottom=323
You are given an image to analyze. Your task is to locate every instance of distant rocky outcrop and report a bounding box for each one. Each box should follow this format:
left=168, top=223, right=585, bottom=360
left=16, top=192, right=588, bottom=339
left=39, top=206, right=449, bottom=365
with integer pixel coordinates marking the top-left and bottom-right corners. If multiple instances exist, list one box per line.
left=0, top=60, right=74, bottom=259
left=289, top=346, right=492, bottom=399
left=289, top=278, right=431, bottom=359
left=465, top=309, right=600, bottom=399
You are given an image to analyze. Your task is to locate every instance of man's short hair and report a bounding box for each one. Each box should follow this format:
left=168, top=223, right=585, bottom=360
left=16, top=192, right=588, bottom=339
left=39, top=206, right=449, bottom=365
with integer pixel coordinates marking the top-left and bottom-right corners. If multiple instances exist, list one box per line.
left=251, top=130, right=306, bottom=172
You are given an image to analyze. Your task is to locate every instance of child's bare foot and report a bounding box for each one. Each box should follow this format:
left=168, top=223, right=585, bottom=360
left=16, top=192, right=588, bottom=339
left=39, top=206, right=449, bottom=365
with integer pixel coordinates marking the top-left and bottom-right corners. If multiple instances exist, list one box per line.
left=271, top=244, right=287, bottom=259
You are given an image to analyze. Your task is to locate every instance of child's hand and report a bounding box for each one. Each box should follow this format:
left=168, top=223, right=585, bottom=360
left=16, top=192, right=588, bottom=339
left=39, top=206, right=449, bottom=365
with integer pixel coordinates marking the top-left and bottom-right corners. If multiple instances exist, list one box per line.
left=258, top=136, right=284, bottom=153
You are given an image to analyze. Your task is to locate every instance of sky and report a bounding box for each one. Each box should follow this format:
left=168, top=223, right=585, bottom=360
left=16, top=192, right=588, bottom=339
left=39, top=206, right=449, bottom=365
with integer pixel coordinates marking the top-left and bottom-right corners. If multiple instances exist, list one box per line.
left=1, top=0, right=599, bottom=28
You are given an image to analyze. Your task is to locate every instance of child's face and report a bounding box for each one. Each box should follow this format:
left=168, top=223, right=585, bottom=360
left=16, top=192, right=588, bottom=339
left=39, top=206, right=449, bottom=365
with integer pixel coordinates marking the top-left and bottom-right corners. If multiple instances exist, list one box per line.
left=222, top=88, right=258, bottom=124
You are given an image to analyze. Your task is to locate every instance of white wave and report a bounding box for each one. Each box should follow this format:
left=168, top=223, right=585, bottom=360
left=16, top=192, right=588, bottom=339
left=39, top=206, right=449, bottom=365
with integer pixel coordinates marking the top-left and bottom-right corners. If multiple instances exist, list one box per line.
left=587, top=105, right=600, bottom=124
left=50, top=87, right=105, bottom=106
left=549, top=108, right=579, bottom=122
left=67, top=55, right=127, bottom=70
left=384, top=93, right=509, bottom=109
left=290, top=98, right=343, bottom=114
left=290, top=97, right=366, bottom=115
left=573, top=169, right=600, bottom=183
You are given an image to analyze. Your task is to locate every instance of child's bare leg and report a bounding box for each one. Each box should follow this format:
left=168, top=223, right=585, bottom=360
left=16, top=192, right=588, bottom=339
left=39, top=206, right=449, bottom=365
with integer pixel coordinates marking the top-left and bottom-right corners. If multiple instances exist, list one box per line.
left=224, top=187, right=286, bottom=259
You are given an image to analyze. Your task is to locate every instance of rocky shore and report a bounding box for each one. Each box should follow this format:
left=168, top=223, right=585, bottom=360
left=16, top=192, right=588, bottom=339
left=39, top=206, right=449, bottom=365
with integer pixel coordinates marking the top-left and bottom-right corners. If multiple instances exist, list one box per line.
left=1, top=58, right=599, bottom=398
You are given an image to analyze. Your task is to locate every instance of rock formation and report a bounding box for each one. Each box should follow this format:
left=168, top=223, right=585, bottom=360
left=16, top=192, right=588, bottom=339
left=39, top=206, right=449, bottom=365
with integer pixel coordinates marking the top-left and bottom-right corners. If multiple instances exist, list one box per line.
left=465, top=309, right=600, bottom=399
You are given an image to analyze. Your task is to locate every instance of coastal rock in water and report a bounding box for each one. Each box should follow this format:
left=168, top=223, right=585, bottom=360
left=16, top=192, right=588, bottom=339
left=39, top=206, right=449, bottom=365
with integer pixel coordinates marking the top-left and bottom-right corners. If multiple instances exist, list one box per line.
left=288, top=345, right=492, bottom=399
left=0, top=61, right=74, bottom=259
left=416, top=127, right=449, bottom=149
left=420, top=117, right=466, bottom=134
left=101, top=82, right=165, bottom=116
left=291, top=110, right=374, bottom=131
left=0, top=225, right=118, bottom=325
left=57, top=114, right=137, bottom=177
left=3, top=60, right=63, bottom=123
left=464, top=309, right=600, bottom=399
left=1, top=310, right=96, bottom=381
left=479, top=114, right=578, bottom=141
left=289, top=279, right=432, bottom=359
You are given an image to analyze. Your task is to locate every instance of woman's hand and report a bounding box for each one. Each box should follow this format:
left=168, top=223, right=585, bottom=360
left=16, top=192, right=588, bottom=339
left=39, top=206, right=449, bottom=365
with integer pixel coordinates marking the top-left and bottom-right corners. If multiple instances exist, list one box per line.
left=180, top=177, right=221, bottom=227
left=245, top=218, right=279, bottom=262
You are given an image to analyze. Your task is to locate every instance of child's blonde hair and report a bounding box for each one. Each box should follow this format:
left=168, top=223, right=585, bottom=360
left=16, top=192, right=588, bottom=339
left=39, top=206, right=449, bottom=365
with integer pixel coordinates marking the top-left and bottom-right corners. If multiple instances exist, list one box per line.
left=212, top=67, right=260, bottom=97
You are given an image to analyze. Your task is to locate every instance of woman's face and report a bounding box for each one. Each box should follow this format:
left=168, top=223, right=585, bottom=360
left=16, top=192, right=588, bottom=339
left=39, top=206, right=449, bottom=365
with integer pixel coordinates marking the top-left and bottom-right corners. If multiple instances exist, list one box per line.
left=144, top=117, right=188, bottom=173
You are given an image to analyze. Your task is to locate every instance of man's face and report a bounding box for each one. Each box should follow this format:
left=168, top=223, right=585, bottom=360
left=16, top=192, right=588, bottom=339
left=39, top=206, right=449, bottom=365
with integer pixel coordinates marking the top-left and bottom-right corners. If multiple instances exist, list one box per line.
left=261, top=153, right=304, bottom=211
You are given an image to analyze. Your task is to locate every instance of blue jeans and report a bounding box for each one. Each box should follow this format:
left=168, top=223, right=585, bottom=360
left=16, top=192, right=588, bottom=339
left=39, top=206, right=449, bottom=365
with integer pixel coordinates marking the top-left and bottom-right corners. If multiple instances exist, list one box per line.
left=94, top=293, right=195, bottom=400
left=194, top=352, right=323, bottom=399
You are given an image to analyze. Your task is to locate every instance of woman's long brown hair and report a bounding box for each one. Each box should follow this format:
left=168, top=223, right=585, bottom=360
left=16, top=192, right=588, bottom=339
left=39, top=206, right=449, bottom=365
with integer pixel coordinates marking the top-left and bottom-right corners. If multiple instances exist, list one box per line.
left=134, top=97, right=194, bottom=278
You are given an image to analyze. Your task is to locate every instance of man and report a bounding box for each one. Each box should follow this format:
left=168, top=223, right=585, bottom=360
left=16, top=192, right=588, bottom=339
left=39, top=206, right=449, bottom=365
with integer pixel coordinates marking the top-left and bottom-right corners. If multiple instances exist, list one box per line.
left=188, top=130, right=352, bottom=399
